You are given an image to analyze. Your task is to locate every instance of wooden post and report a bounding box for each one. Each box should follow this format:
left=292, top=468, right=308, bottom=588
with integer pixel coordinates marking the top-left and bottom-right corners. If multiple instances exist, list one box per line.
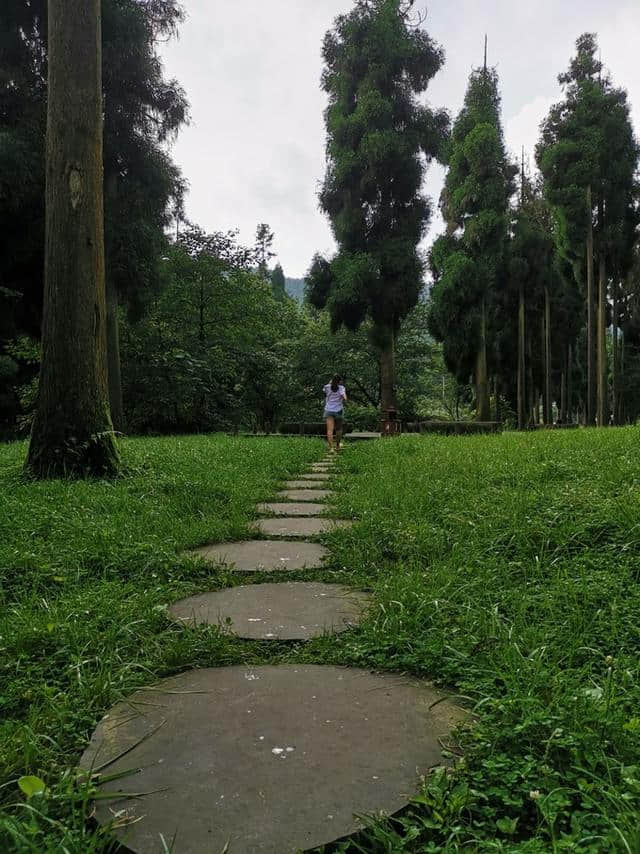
left=586, top=185, right=595, bottom=425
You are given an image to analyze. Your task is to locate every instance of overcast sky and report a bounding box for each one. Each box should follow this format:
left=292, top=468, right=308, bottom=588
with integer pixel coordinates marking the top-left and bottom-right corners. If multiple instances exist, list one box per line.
left=160, top=1, right=640, bottom=279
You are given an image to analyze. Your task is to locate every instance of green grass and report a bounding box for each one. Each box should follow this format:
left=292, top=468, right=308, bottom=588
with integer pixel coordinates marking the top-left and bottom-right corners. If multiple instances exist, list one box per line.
left=1, top=430, right=640, bottom=852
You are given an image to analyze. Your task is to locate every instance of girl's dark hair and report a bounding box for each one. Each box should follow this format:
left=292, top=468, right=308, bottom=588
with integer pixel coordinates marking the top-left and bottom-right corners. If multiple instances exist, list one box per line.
left=331, top=374, right=341, bottom=393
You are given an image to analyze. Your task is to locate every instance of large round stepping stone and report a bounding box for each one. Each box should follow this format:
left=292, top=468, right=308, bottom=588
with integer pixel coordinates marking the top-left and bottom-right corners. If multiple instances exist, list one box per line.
left=168, top=583, right=371, bottom=639
left=255, top=517, right=353, bottom=538
left=81, top=665, right=465, bottom=854
left=276, top=489, right=332, bottom=502
left=193, top=540, right=328, bottom=571
left=258, top=502, right=326, bottom=517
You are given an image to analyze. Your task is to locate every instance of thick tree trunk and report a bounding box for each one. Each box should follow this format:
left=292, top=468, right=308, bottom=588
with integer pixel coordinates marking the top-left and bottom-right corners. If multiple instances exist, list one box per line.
left=26, top=0, right=118, bottom=478
left=586, top=185, right=595, bottom=426
left=544, top=285, right=552, bottom=425
left=494, top=376, right=500, bottom=423
left=380, top=331, right=397, bottom=414
left=106, top=275, right=124, bottom=433
left=475, top=299, right=490, bottom=421
left=517, top=284, right=526, bottom=430
left=597, top=199, right=608, bottom=427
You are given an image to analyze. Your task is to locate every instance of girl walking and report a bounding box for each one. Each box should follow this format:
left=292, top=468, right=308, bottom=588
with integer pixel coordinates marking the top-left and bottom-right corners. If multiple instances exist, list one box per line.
left=323, top=375, right=347, bottom=452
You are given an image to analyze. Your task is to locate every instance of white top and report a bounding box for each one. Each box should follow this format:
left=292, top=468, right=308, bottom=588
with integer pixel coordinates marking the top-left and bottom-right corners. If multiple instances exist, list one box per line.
left=324, top=384, right=346, bottom=412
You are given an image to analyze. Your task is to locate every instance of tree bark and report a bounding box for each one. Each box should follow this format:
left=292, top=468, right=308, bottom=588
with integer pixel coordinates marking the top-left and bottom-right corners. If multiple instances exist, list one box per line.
left=517, top=284, right=526, bottom=429
left=544, top=284, right=552, bottom=425
left=380, top=330, right=397, bottom=414
left=26, top=0, right=118, bottom=478
left=612, top=282, right=619, bottom=425
left=475, top=299, right=490, bottom=421
left=106, top=275, right=124, bottom=433
left=586, top=185, right=595, bottom=426
left=567, top=343, right=573, bottom=425
left=597, top=198, right=607, bottom=427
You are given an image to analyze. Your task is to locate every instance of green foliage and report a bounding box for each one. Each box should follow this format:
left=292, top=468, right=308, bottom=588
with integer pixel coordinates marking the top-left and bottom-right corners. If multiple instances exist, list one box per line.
left=310, top=0, right=448, bottom=344
left=536, top=33, right=638, bottom=302
left=270, top=263, right=287, bottom=301
left=120, top=226, right=305, bottom=433
left=428, top=66, right=516, bottom=387
left=0, top=0, right=188, bottom=429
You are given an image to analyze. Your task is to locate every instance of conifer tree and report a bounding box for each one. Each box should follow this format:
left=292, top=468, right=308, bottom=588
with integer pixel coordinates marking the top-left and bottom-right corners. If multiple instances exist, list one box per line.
left=428, top=59, right=515, bottom=420
left=537, top=34, right=638, bottom=425
left=308, top=0, right=448, bottom=415
left=270, top=263, right=287, bottom=301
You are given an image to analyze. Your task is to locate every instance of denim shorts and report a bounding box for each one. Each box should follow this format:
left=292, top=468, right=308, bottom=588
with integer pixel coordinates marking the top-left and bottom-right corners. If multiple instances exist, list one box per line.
left=324, top=409, right=343, bottom=421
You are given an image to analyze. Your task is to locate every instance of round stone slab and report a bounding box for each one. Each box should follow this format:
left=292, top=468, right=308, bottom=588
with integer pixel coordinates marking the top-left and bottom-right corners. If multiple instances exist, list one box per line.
left=193, top=540, right=328, bottom=572
left=258, top=502, right=326, bottom=517
left=255, top=517, right=354, bottom=538
left=81, top=665, right=465, bottom=854
left=276, top=489, right=332, bottom=502
left=168, top=583, right=371, bottom=639
left=283, top=480, right=331, bottom=489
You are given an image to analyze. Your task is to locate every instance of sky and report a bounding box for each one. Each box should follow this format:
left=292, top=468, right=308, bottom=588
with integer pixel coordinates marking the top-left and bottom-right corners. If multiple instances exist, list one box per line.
left=159, top=0, right=640, bottom=279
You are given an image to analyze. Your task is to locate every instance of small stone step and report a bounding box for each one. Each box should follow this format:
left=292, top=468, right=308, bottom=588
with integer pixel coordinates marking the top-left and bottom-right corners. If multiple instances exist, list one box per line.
left=299, top=473, right=331, bottom=482
left=276, top=489, right=332, bottom=502
left=258, top=502, right=326, bottom=517
left=283, top=480, right=330, bottom=489
left=168, top=582, right=371, bottom=640
left=255, top=517, right=354, bottom=538
left=192, top=540, right=328, bottom=571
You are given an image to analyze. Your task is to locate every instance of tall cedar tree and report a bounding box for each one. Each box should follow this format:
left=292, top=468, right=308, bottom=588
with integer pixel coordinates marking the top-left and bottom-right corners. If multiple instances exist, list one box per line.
left=0, top=1, right=188, bottom=432
left=271, top=263, right=287, bottom=301
left=26, top=0, right=118, bottom=477
left=537, top=34, right=638, bottom=425
left=428, top=63, right=516, bottom=421
left=307, top=0, right=448, bottom=413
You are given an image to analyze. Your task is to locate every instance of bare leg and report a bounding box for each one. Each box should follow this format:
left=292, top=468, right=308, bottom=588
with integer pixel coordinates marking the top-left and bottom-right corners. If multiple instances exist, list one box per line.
left=335, top=419, right=343, bottom=450
left=326, top=415, right=335, bottom=451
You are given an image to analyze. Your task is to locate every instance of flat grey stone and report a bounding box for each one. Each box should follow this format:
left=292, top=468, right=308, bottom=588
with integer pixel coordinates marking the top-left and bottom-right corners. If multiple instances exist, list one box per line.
left=283, top=480, right=331, bottom=489
left=276, top=489, right=332, bottom=502
left=81, top=665, right=465, bottom=854
left=192, top=540, right=328, bottom=572
left=168, top=583, right=371, bottom=639
left=311, top=463, right=332, bottom=471
left=255, top=517, right=354, bottom=538
left=299, top=473, right=331, bottom=482
left=258, top=502, right=326, bottom=517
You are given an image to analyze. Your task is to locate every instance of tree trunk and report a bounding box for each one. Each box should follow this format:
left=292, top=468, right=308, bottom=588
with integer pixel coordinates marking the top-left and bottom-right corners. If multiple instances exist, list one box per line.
left=544, top=285, right=552, bottom=425
left=517, top=284, right=526, bottom=430
left=586, top=185, right=595, bottom=426
left=27, top=0, right=118, bottom=478
left=567, top=343, right=573, bottom=425
left=612, top=282, right=619, bottom=425
left=597, top=198, right=607, bottom=427
left=560, top=346, right=567, bottom=424
left=380, top=330, right=397, bottom=414
left=106, top=275, right=124, bottom=433
left=494, top=376, right=500, bottom=423
left=475, top=299, right=490, bottom=421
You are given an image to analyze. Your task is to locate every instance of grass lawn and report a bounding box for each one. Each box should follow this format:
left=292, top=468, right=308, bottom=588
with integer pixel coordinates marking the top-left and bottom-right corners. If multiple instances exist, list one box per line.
left=1, top=429, right=640, bottom=851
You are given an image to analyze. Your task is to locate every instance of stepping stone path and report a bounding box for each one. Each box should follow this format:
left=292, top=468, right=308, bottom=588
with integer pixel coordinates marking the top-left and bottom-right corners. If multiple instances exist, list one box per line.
left=85, top=450, right=463, bottom=853
left=168, top=582, right=371, bottom=639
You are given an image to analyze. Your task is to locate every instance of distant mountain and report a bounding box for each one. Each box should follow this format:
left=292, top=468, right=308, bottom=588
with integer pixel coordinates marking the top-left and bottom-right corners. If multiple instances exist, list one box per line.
left=285, top=277, right=305, bottom=303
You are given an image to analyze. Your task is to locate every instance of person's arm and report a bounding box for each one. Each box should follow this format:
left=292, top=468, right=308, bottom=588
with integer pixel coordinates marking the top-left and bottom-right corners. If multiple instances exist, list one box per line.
left=341, top=387, right=348, bottom=404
